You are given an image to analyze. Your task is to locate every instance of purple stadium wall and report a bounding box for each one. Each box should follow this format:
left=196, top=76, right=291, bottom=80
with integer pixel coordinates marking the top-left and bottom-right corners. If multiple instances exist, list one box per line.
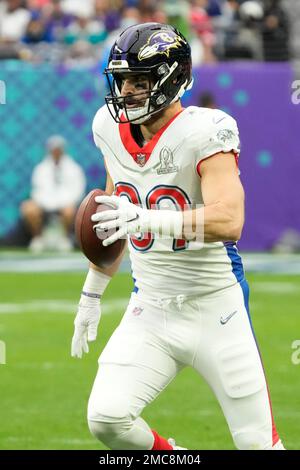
left=183, top=62, right=300, bottom=250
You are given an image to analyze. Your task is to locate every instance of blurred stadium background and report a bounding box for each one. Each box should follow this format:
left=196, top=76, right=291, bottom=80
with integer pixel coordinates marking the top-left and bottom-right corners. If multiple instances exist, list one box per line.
left=0, top=0, right=299, bottom=450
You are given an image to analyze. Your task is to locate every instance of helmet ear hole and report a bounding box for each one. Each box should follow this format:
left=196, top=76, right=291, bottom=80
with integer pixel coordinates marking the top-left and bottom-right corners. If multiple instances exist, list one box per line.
left=173, top=74, right=183, bottom=85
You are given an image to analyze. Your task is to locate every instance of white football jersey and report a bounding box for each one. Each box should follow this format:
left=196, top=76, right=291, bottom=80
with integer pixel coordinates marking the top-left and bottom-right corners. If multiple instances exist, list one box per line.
left=93, top=105, right=244, bottom=297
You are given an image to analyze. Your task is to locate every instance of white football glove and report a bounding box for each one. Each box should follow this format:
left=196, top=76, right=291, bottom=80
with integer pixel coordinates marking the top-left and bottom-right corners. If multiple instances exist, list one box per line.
left=71, top=294, right=101, bottom=359
left=92, top=195, right=148, bottom=246
left=92, top=195, right=183, bottom=246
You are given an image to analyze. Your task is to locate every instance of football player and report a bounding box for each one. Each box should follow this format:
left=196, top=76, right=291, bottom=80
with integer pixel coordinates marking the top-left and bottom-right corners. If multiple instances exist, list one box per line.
left=71, top=23, right=285, bottom=450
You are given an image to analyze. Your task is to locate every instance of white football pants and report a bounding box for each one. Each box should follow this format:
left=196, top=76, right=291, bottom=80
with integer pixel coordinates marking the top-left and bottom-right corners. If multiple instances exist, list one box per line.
left=88, top=280, right=282, bottom=450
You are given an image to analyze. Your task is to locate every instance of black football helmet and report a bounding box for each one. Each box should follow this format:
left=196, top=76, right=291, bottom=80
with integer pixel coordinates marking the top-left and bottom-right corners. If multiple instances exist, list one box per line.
left=104, top=22, right=193, bottom=124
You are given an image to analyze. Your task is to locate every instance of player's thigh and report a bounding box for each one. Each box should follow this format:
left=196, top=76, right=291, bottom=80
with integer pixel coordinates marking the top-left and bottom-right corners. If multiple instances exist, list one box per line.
left=88, top=296, right=182, bottom=422
left=193, top=282, right=273, bottom=445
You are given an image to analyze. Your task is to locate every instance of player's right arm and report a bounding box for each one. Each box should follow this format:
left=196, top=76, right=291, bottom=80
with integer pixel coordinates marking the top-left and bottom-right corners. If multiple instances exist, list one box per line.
left=71, top=165, right=127, bottom=359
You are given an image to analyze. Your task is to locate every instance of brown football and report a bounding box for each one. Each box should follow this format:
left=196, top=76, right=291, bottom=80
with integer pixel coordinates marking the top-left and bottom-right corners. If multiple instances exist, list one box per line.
left=75, top=188, right=126, bottom=268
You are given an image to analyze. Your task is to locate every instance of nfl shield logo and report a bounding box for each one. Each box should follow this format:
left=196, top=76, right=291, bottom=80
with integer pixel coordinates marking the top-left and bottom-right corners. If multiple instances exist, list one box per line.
left=132, top=307, right=143, bottom=316
left=136, top=153, right=146, bottom=167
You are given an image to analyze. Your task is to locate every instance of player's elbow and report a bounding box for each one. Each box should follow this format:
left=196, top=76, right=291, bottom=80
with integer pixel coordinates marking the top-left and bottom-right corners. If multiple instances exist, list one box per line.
left=231, top=224, right=243, bottom=241
left=224, top=202, right=244, bottom=241
left=224, top=219, right=244, bottom=241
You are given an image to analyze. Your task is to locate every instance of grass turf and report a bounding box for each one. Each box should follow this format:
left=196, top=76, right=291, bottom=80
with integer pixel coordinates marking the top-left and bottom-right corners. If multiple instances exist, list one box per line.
left=0, top=272, right=299, bottom=450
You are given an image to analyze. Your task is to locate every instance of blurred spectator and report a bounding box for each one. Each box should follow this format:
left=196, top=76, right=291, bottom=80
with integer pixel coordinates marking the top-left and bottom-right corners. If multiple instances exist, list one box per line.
left=163, top=0, right=190, bottom=39
left=216, top=0, right=264, bottom=60
left=64, top=39, right=98, bottom=68
left=64, top=10, right=107, bottom=45
left=20, top=135, right=86, bottom=252
left=43, top=0, right=74, bottom=43
left=26, top=0, right=52, bottom=8
left=206, top=0, right=222, bottom=17
left=0, top=0, right=31, bottom=42
left=152, top=7, right=168, bottom=24
left=98, top=5, right=141, bottom=78
left=220, top=0, right=240, bottom=45
left=199, top=91, right=217, bottom=108
left=138, top=0, right=160, bottom=23
left=95, top=0, right=122, bottom=33
left=262, top=0, right=289, bottom=61
left=23, top=11, right=48, bottom=43
left=236, top=0, right=264, bottom=60
left=0, top=0, right=293, bottom=63
left=61, top=0, right=95, bottom=18
left=120, top=6, right=141, bottom=29
left=189, top=0, right=217, bottom=63
left=281, top=0, right=298, bottom=61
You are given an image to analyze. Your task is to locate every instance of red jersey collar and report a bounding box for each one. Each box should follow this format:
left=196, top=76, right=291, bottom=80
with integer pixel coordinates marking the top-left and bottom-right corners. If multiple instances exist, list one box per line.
left=118, top=109, right=184, bottom=167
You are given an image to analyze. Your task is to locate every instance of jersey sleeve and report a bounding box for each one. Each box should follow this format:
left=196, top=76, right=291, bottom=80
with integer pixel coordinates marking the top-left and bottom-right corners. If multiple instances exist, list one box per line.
left=188, top=109, right=241, bottom=174
left=92, top=105, right=112, bottom=156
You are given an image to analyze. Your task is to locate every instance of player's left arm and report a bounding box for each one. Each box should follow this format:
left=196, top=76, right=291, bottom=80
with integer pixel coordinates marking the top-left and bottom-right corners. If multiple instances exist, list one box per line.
left=183, top=152, right=245, bottom=242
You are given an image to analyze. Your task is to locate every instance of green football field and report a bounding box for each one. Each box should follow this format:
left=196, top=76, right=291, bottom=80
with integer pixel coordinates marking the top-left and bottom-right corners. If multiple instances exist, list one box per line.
left=0, top=271, right=299, bottom=450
